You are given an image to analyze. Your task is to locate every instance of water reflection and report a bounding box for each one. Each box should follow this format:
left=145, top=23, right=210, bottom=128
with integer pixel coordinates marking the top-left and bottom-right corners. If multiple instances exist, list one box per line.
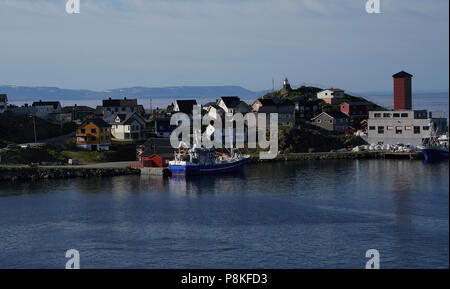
left=166, top=172, right=247, bottom=196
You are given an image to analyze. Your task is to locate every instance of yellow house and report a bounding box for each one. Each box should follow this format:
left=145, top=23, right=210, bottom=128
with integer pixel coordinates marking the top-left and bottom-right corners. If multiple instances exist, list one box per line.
left=76, top=118, right=111, bottom=151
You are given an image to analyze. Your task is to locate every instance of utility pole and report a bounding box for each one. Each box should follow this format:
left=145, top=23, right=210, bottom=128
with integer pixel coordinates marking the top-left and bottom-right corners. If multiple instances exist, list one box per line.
left=272, top=78, right=274, bottom=92
left=149, top=97, right=153, bottom=116
left=29, top=113, right=37, bottom=143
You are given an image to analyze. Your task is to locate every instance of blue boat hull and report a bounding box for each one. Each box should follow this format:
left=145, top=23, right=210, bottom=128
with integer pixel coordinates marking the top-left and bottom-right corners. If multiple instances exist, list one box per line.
left=169, top=158, right=248, bottom=176
left=422, top=147, right=449, bottom=162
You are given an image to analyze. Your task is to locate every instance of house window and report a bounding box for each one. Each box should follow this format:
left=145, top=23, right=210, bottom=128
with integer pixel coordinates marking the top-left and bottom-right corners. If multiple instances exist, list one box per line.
left=374, top=113, right=381, bottom=118
left=387, top=126, right=394, bottom=130
left=317, top=120, right=321, bottom=123
left=393, top=113, right=400, bottom=118
left=81, top=128, right=86, bottom=134
left=329, top=120, right=333, bottom=124
left=401, top=113, right=409, bottom=118
left=414, top=126, right=420, bottom=134
left=423, top=126, right=430, bottom=131
left=383, top=113, right=391, bottom=118
left=369, top=126, right=375, bottom=130
left=378, top=126, right=384, bottom=134
left=405, top=126, right=412, bottom=130
left=91, top=128, right=96, bottom=133
left=396, top=126, right=402, bottom=134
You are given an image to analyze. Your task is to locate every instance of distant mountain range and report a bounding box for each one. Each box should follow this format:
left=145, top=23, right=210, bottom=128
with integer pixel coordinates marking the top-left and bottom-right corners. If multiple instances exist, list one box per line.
left=0, top=85, right=269, bottom=102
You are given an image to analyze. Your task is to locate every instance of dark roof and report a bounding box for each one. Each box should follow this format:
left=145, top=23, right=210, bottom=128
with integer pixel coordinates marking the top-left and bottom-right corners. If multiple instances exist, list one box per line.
left=273, top=98, right=294, bottom=105
left=62, top=105, right=95, bottom=113
left=219, top=96, right=240, bottom=107
left=116, top=114, right=129, bottom=122
left=102, top=97, right=138, bottom=107
left=176, top=100, right=197, bottom=114
left=32, top=101, right=61, bottom=108
left=231, top=100, right=250, bottom=109
left=139, top=138, right=175, bottom=156
left=392, top=71, right=413, bottom=78
left=106, top=112, right=145, bottom=125
left=0, top=94, right=7, bottom=102
left=324, top=111, right=349, bottom=119
left=341, top=101, right=376, bottom=106
left=256, top=98, right=294, bottom=106
left=81, top=118, right=110, bottom=128
left=256, top=98, right=276, bottom=106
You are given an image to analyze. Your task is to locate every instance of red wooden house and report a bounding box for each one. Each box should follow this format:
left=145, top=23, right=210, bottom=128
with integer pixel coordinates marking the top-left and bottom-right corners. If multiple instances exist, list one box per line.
left=136, top=138, right=175, bottom=168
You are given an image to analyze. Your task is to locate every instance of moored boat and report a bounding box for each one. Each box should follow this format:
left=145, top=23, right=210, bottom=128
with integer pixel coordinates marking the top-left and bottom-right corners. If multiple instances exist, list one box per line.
left=422, top=147, right=449, bottom=162
left=422, top=133, right=449, bottom=162
left=169, top=146, right=249, bottom=176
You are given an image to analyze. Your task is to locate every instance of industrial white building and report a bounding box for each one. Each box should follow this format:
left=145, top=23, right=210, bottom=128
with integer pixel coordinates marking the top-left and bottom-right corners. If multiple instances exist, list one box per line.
left=367, top=110, right=448, bottom=146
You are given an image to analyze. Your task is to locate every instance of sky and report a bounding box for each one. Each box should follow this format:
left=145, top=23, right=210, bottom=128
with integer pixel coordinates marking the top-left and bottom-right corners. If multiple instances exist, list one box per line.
left=0, top=0, right=448, bottom=93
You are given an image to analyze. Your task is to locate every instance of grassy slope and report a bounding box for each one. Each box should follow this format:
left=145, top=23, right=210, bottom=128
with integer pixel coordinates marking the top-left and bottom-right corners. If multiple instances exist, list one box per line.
left=0, top=114, right=77, bottom=145
left=0, top=140, right=144, bottom=165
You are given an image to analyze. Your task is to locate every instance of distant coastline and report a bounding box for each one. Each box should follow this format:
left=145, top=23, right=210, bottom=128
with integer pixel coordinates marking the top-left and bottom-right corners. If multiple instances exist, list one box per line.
left=4, top=84, right=447, bottom=117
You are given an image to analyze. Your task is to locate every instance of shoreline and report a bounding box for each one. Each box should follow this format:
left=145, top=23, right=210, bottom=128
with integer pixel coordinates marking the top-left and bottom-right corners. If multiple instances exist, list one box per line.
left=248, top=150, right=424, bottom=163
left=0, top=166, right=140, bottom=182
left=0, top=151, right=425, bottom=182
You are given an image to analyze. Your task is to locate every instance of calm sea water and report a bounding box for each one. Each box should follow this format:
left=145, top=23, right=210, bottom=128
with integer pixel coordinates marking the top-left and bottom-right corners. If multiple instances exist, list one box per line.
left=10, top=92, right=449, bottom=118
left=0, top=160, right=448, bottom=269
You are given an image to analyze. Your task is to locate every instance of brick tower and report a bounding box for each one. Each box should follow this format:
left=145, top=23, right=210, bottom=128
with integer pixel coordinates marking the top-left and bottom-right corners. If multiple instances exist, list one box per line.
left=393, top=71, right=413, bottom=110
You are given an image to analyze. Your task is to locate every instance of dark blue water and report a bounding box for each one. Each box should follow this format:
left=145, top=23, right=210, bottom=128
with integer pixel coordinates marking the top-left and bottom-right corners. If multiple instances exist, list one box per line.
left=0, top=160, right=448, bottom=269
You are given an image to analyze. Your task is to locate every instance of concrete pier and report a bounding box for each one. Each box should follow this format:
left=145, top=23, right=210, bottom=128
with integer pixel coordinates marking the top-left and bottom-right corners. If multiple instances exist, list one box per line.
left=140, top=167, right=170, bottom=176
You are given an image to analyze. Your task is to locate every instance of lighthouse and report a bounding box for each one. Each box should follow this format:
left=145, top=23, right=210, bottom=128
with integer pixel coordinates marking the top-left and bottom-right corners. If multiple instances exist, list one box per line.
left=281, top=77, right=292, bottom=97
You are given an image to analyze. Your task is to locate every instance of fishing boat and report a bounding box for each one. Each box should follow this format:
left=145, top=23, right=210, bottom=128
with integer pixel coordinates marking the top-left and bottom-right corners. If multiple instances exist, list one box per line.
left=168, top=145, right=249, bottom=176
left=422, top=134, right=449, bottom=162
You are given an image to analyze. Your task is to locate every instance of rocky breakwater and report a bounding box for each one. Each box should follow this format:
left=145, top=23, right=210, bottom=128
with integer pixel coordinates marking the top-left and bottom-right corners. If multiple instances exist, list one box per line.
left=0, top=167, right=141, bottom=181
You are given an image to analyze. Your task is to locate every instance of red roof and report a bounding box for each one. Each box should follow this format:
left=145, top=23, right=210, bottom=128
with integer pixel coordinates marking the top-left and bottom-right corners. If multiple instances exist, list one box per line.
left=329, top=88, right=344, bottom=92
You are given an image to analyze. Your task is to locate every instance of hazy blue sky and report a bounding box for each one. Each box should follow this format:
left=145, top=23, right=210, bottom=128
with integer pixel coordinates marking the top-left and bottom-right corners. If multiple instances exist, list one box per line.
left=0, top=0, right=448, bottom=92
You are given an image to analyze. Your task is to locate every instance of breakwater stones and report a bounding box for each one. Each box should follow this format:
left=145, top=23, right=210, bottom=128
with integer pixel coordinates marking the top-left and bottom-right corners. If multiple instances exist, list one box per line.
left=0, top=167, right=141, bottom=182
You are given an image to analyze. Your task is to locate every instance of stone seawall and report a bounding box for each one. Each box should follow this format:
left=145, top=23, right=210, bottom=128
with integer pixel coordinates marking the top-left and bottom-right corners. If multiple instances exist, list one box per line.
left=248, top=151, right=424, bottom=163
left=0, top=167, right=140, bottom=182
